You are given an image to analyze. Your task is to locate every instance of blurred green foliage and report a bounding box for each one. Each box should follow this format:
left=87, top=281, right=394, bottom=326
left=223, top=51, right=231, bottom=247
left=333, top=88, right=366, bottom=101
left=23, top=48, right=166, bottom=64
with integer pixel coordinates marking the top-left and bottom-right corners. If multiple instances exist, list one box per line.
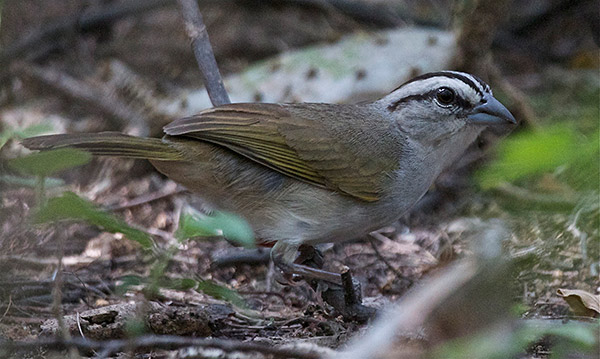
left=466, top=75, right=599, bottom=359
left=0, top=123, right=54, bottom=149
left=116, top=275, right=144, bottom=295
left=7, top=142, right=92, bottom=204
left=433, top=320, right=598, bottom=359
left=35, top=191, right=155, bottom=249
left=7, top=133, right=155, bottom=250
left=124, top=317, right=148, bottom=337
left=8, top=148, right=92, bottom=177
left=2, top=124, right=67, bottom=196
left=176, top=206, right=255, bottom=248
left=7, top=140, right=251, bottom=308
left=117, top=274, right=246, bottom=309
left=195, top=279, right=247, bottom=308
left=478, top=124, right=599, bottom=191
left=164, top=276, right=246, bottom=308
left=478, top=78, right=599, bottom=208
left=115, top=206, right=251, bottom=306
left=0, top=174, right=64, bottom=188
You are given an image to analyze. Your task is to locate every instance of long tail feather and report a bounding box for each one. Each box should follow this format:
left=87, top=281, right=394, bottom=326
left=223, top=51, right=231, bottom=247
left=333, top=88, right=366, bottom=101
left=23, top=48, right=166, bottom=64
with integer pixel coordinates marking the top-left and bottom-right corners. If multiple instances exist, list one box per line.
left=21, top=132, right=183, bottom=161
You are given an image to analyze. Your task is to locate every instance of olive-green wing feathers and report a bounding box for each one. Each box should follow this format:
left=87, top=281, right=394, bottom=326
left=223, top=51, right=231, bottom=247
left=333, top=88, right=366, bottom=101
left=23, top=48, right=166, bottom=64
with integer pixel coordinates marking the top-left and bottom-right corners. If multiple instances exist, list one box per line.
left=164, top=103, right=401, bottom=201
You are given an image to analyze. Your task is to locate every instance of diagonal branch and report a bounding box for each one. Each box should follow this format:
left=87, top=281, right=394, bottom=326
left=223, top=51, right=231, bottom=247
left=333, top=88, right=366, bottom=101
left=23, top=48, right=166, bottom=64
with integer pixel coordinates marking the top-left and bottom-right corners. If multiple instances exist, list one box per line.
left=176, top=0, right=230, bottom=106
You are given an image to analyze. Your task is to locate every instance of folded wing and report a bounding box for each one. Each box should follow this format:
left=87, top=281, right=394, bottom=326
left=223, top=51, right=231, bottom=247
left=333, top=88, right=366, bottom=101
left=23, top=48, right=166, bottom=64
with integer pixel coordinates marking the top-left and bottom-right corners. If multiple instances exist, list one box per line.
left=164, top=103, right=400, bottom=201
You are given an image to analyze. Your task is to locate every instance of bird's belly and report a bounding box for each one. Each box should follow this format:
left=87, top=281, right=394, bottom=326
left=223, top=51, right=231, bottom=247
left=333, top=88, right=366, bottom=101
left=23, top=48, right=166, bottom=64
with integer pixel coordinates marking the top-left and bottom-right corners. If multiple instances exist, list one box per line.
left=245, top=193, right=404, bottom=246
left=151, top=140, right=426, bottom=246
left=221, top=174, right=423, bottom=246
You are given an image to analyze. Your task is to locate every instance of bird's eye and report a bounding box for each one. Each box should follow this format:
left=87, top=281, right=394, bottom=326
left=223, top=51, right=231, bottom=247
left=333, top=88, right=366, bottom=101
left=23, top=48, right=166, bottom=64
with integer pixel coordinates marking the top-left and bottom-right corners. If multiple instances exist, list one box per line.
left=436, top=87, right=455, bottom=106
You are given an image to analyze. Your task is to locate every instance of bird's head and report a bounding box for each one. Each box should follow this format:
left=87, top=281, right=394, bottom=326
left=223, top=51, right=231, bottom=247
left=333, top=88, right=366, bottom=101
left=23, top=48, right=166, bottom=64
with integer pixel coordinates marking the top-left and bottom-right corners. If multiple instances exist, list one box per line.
left=379, top=71, right=517, bottom=146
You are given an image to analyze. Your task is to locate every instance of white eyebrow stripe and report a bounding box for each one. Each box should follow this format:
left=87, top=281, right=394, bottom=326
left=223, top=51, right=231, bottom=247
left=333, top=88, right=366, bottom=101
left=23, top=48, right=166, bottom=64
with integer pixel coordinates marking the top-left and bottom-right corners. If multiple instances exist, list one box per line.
left=392, top=77, right=482, bottom=104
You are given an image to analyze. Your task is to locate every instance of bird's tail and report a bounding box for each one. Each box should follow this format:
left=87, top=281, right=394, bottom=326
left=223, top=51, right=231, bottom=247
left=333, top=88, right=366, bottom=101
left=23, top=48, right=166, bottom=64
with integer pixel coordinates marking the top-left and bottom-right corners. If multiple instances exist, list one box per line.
left=21, top=132, right=183, bottom=161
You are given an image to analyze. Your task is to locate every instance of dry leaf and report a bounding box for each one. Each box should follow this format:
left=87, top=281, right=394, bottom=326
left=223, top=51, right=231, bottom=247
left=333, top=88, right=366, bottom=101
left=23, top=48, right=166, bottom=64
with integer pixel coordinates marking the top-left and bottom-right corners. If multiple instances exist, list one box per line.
left=557, top=288, right=600, bottom=317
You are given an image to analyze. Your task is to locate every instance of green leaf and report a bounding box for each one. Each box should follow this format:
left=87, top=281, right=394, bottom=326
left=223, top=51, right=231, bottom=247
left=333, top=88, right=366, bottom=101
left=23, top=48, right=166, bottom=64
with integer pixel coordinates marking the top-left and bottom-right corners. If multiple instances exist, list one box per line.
left=478, top=124, right=599, bottom=190
left=124, top=318, right=148, bottom=336
left=0, top=130, right=13, bottom=149
left=195, top=279, right=246, bottom=308
left=162, top=277, right=200, bottom=291
left=175, top=207, right=255, bottom=248
left=35, top=192, right=154, bottom=249
left=0, top=123, right=54, bottom=148
left=14, top=123, right=55, bottom=139
left=433, top=320, right=599, bottom=359
left=116, top=275, right=144, bottom=295
left=8, top=148, right=91, bottom=177
left=174, top=278, right=199, bottom=290
left=521, top=321, right=599, bottom=348
left=0, top=175, right=64, bottom=188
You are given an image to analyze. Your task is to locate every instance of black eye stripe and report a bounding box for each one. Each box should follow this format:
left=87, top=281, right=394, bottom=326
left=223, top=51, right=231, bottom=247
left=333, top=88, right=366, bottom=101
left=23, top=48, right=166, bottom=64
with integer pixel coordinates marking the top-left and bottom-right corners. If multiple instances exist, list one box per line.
left=387, top=91, right=433, bottom=111
left=387, top=89, right=474, bottom=112
left=454, top=95, right=474, bottom=110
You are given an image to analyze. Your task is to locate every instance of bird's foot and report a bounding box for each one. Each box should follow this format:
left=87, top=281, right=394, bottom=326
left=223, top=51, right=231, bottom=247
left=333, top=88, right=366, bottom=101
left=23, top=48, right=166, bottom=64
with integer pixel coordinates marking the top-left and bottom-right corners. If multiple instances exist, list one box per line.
left=319, top=267, right=377, bottom=323
left=271, top=242, right=376, bottom=322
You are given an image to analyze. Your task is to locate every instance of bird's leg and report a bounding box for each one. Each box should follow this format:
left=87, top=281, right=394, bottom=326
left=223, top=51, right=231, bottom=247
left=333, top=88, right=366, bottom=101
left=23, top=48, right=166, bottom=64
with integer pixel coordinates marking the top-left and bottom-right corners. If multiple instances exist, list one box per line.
left=270, top=241, right=376, bottom=322
left=270, top=241, right=342, bottom=285
left=295, top=244, right=324, bottom=269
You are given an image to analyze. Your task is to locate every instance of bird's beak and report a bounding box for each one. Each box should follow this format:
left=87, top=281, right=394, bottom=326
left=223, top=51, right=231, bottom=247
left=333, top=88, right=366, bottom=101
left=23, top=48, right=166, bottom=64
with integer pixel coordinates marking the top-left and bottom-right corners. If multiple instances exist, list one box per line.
left=468, top=94, right=517, bottom=126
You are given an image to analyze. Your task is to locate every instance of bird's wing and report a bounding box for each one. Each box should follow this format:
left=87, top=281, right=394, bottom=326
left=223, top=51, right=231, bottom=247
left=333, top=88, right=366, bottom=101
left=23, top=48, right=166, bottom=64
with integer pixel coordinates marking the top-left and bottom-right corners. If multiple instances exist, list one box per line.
left=164, top=103, right=401, bottom=202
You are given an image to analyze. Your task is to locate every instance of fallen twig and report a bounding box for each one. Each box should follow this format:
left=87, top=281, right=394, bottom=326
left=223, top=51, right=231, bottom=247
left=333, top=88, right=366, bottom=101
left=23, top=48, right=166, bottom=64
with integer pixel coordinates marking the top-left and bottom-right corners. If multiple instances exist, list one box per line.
left=105, top=182, right=186, bottom=211
left=0, top=296, right=12, bottom=324
left=1, top=335, right=322, bottom=359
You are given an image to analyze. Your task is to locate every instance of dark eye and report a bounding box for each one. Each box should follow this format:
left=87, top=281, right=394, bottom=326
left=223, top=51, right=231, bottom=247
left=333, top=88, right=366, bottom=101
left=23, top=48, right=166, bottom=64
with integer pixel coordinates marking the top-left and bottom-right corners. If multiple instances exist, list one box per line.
left=436, top=87, right=455, bottom=105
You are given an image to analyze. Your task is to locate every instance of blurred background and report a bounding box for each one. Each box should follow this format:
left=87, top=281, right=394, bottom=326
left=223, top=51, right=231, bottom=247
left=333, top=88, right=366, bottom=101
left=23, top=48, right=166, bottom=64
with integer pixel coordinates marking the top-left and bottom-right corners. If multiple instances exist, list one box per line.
left=0, top=1, right=598, bottom=358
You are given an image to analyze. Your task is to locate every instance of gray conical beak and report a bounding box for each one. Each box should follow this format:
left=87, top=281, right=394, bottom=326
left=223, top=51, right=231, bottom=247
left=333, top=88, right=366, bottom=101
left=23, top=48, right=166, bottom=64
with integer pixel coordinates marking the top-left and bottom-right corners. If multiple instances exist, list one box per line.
left=468, top=94, right=517, bottom=126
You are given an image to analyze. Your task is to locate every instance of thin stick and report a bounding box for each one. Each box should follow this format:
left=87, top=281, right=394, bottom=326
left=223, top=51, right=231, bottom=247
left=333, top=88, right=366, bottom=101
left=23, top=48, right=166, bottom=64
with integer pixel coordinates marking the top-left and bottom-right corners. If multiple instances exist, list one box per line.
left=0, top=296, right=12, bottom=324
left=369, top=231, right=403, bottom=277
left=36, top=175, right=46, bottom=207
left=177, top=0, right=230, bottom=106
left=51, top=230, right=78, bottom=359
left=106, top=184, right=186, bottom=211
left=0, top=335, right=321, bottom=359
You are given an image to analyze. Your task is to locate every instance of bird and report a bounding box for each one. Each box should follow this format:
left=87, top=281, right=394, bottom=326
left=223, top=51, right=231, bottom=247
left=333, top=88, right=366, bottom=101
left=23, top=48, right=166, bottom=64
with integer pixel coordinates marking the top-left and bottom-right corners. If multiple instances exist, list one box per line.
left=22, top=71, right=517, bottom=284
